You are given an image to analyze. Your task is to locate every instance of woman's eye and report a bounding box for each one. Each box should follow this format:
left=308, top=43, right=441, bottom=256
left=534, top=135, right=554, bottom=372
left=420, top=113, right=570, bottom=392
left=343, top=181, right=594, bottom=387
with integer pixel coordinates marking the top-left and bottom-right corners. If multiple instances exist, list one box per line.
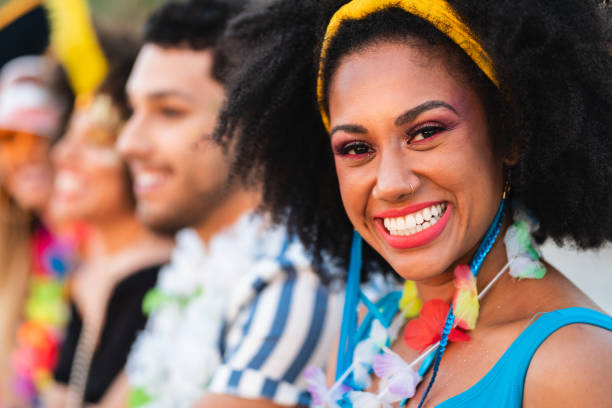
left=342, top=142, right=372, bottom=156
left=409, top=126, right=444, bottom=143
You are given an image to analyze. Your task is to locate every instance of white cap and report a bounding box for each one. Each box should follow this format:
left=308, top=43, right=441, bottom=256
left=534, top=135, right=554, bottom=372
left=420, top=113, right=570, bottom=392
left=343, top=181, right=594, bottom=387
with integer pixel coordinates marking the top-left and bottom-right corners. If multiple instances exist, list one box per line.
left=0, top=55, right=69, bottom=138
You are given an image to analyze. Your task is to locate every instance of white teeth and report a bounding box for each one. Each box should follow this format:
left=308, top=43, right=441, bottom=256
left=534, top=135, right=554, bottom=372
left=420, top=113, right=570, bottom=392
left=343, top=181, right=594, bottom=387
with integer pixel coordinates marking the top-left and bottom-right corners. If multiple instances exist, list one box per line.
left=406, top=214, right=416, bottom=229
left=382, top=202, right=448, bottom=237
left=415, top=212, right=424, bottom=224
left=136, top=172, right=165, bottom=189
left=395, top=218, right=405, bottom=230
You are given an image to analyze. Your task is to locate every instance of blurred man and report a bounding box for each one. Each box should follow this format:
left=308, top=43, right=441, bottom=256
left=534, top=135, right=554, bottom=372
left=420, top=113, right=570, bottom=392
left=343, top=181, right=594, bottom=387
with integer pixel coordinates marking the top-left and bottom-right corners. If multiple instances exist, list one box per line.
left=117, top=1, right=341, bottom=407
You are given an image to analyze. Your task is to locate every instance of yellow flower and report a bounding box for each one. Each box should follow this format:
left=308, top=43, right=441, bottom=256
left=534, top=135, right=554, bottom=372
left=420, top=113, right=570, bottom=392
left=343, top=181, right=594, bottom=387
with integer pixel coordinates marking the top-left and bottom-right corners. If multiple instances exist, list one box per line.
left=399, top=280, right=422, bottom=318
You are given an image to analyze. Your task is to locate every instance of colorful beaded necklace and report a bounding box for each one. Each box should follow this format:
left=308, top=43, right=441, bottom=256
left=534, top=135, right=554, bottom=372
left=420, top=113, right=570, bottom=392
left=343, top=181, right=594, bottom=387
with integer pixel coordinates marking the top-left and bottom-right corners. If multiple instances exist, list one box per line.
left=305, top=199, right=547, bottom=407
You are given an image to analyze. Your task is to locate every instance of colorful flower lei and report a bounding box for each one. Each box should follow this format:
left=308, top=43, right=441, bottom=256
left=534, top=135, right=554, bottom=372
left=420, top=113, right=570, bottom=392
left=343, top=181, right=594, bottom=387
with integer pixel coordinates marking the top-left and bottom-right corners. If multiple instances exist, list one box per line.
left=305, top=208, right=547, bottom=407
left=11, top=223, right=83, bottom=405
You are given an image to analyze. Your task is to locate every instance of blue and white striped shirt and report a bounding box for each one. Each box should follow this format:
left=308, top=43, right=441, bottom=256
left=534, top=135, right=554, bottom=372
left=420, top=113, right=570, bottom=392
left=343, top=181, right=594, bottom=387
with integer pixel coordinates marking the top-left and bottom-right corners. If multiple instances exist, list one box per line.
left=127, top=213, right=343, bottom=407
left=210, top=238, right=343, bottom=405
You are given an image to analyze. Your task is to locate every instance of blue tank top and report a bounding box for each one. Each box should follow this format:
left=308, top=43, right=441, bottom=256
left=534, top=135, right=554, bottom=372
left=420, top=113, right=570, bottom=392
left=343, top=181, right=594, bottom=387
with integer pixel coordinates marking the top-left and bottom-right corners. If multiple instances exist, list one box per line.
left=436, top=307, right=612, bottom=407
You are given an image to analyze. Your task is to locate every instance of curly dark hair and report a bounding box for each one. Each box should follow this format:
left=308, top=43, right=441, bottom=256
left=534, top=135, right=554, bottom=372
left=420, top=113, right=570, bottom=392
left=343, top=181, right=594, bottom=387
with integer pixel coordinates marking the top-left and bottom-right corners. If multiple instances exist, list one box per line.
left=144, top=0, right=247, bottom=83
left=215, top=0, right=612, bottom=281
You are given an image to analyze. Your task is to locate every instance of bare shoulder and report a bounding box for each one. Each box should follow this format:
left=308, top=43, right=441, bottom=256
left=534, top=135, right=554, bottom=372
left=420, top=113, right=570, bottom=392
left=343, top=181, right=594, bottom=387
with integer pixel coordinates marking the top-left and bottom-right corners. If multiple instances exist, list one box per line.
left=523, top=314, right=612, bottom=408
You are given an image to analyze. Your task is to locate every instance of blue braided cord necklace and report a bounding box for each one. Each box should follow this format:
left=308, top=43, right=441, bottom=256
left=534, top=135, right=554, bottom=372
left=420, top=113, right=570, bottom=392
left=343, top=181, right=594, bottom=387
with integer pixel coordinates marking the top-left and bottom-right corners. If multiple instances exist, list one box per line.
left=335, top=197, right=507, bottom=407
left=415, top=198, right=506, bottom=407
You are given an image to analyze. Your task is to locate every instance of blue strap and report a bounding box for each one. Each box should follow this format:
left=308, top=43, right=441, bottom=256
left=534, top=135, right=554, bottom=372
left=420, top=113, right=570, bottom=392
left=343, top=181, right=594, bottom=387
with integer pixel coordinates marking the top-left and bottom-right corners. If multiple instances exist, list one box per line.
left=503, top=307, right=612, bottom=382
left=435, top=307, right=612, bottom=408
left=354, top=290, right=402, bottom=342
left=336, top=231, right=363, bottom=379
left=335, top=231, right=403, bottom=382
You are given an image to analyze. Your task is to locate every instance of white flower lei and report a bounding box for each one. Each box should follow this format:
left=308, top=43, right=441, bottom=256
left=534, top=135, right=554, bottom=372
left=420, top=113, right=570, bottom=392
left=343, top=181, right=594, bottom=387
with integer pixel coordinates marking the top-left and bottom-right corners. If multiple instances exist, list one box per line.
left=127, top=213, right=278, bottom=408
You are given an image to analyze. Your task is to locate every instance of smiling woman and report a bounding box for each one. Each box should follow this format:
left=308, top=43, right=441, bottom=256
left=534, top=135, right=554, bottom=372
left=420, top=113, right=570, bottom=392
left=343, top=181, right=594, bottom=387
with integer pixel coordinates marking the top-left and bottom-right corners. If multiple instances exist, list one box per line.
left=327, top=38, right=502, bottom=280
left=214, top=0, right=612, bottom=407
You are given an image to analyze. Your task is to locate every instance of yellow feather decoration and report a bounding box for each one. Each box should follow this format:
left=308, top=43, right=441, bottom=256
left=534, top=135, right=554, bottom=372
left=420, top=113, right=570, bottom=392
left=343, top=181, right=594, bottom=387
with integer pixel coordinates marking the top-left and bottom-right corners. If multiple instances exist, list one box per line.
left=44, top=0, right=107, bottom=96
left=452, top=265, right=479, bottom=330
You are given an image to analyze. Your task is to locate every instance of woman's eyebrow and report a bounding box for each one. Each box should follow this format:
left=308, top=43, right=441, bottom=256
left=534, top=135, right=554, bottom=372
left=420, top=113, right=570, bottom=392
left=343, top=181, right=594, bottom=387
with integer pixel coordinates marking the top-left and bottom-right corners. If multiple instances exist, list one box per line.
left=329, top=124, right=368, bottom=138
left=394, top=100, right=458, bottom=127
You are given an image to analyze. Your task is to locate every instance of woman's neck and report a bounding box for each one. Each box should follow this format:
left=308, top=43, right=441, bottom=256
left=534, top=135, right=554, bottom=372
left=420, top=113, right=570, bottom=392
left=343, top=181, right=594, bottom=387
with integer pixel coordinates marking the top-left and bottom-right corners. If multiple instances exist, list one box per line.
left=415, top=221, right=510, bottom=306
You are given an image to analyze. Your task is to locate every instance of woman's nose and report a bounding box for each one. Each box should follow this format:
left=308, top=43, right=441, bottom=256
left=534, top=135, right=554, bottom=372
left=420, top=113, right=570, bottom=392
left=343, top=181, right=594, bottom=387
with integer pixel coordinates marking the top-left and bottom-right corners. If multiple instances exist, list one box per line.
left=372, top=149, right=419, bottom=202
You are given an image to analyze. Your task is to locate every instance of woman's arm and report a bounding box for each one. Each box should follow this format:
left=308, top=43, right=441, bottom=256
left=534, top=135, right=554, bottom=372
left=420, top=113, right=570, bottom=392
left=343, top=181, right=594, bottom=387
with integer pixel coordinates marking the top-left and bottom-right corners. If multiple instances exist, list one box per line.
left=87, top=371, right=129, bottom=408
left=523, top=323, right=612, bottom=407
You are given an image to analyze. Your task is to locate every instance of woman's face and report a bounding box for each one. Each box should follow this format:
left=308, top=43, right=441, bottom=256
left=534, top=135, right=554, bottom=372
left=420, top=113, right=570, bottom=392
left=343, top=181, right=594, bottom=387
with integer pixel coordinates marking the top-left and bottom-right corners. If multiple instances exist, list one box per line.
left=328, top=41, right=504, bottom=281
left=51, top=107, right=132, bottom=223
left=0, top=131, right=53, bottom=213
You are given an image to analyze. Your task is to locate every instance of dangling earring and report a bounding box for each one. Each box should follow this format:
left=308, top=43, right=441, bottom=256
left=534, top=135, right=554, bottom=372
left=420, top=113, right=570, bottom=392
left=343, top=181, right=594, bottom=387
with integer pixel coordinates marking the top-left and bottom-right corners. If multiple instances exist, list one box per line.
left=502, top=167, right=512, bottom=200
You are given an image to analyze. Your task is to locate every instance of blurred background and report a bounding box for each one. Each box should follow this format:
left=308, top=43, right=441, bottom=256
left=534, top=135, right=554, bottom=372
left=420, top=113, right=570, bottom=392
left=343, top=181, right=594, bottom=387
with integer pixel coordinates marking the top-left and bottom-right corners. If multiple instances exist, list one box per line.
left=0, top=0, right=166, bottom=33
left=0, top=0, right=609, bottom=315
left=543, top=244, right=611, bottom=313
left=76, top=0, right=167, bottom=32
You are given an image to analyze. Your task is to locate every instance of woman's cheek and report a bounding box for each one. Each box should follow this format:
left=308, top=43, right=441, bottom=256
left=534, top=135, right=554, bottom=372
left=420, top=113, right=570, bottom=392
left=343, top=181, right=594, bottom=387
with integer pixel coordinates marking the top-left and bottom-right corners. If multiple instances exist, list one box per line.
left=336, top=165, right=372, bottom=230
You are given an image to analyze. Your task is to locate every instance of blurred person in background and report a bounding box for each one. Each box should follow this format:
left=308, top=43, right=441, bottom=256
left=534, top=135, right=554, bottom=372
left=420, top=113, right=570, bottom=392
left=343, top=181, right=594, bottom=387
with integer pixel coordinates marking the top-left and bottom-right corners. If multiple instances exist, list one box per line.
left=43, top=35, right=173, bottom=408
left=0, top=53, right=76, bottom=406
left=117, top=1, right=342, bottom=407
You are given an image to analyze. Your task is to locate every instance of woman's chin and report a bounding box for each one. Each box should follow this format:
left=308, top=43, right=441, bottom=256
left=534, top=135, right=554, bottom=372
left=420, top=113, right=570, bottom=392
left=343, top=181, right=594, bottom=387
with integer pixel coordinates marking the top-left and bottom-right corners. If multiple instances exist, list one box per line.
left=392, top=263, right=447, bottom=282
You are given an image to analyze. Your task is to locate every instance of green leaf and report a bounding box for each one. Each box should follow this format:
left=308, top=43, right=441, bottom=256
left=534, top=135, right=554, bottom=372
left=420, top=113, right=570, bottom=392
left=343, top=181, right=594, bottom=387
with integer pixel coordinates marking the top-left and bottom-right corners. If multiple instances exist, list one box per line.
left=142, top=288, right=170, bottom=315
left=128, top=387, right=153, bottom=408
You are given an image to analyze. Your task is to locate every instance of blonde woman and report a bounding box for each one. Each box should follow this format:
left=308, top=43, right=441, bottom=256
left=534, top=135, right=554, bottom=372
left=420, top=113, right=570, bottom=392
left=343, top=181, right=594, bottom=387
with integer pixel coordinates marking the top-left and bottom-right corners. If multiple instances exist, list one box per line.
left=0, top=55, right=76, bottom=406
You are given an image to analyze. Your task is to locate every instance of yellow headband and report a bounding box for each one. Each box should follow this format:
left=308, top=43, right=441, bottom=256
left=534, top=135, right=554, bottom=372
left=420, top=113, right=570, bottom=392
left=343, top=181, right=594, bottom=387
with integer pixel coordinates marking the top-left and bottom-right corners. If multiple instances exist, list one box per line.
left=317, top=0, right=499, bottom=132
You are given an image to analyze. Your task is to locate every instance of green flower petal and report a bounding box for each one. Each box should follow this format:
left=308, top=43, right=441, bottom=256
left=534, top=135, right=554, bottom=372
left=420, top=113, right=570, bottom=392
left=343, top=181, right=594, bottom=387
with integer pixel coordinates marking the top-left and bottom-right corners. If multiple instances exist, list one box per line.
left=518, top=263, right=547, bottom=280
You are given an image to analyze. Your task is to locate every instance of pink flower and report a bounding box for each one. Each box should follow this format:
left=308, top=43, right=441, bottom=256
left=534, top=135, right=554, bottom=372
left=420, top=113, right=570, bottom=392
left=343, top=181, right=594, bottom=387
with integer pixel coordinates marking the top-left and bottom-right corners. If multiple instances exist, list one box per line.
left=303, top=366, right=348, bottom=407
left=373, top=350, right=421, bottom=400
